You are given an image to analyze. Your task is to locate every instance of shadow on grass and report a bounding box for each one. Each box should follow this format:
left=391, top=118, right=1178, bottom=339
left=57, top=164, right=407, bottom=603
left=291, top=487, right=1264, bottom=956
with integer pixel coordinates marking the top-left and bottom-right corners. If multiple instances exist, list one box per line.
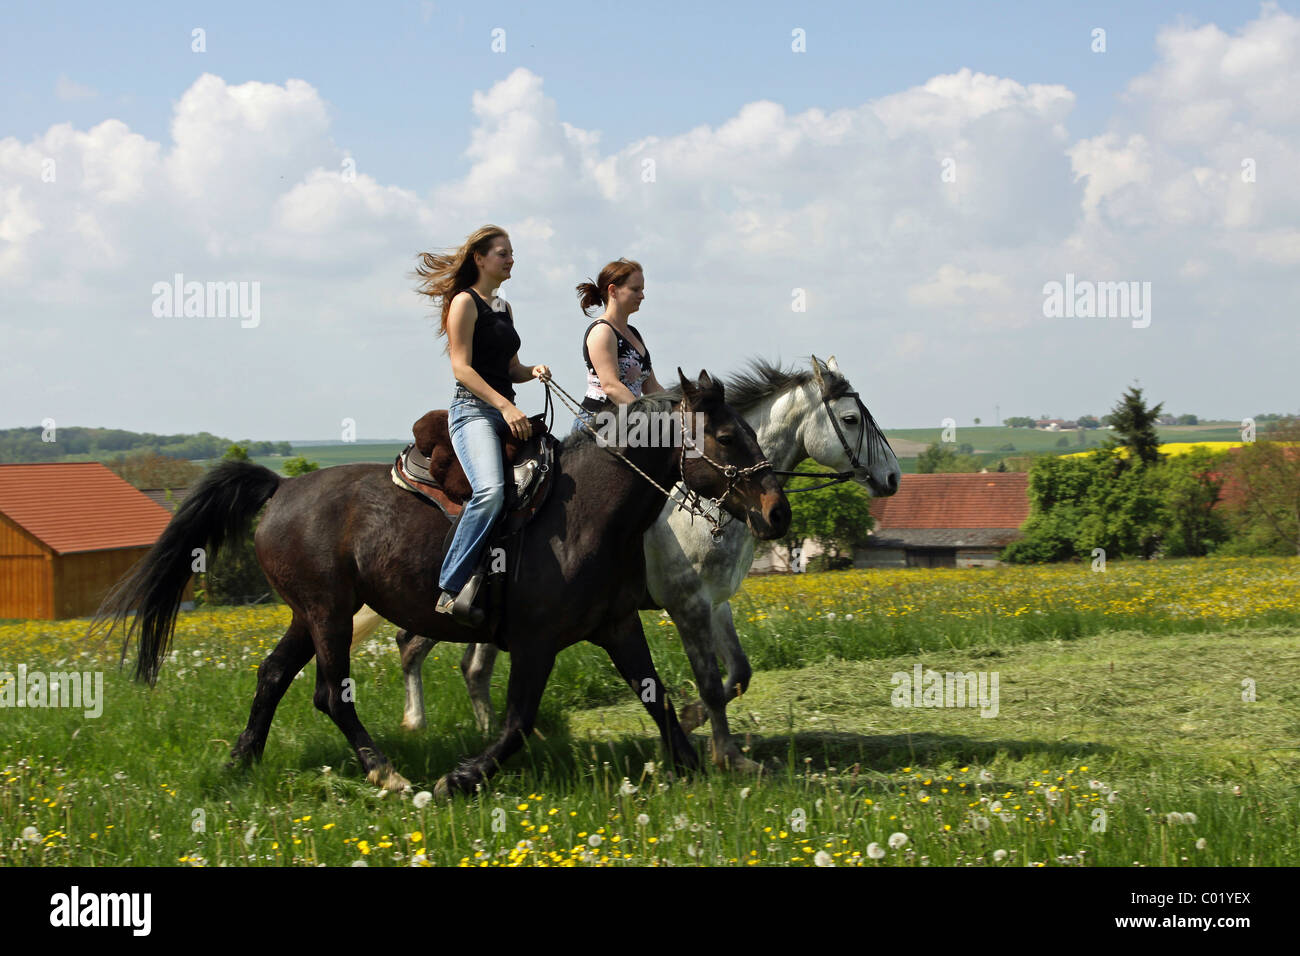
left=192, top=720, right=1117, bottom=797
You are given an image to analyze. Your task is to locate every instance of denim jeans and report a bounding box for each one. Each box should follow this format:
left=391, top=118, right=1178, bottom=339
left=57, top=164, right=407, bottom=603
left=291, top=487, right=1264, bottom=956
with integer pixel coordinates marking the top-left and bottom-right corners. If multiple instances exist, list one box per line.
left=439, top=385, right=509, bottom=593
left=570, top=407, right=597, bottom=435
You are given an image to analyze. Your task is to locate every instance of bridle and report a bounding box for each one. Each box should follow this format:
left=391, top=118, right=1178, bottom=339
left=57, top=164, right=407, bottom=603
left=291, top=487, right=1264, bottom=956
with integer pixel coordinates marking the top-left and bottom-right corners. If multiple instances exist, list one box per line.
left=544, top=379, right=771, bottom=539
left=771, top=388, right=895, bottom=493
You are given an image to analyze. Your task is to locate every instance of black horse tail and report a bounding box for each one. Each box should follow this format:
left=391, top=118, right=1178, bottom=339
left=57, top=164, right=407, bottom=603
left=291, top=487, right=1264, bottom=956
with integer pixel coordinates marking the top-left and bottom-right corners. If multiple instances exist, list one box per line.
left=91, top=460, right=282, bottom=685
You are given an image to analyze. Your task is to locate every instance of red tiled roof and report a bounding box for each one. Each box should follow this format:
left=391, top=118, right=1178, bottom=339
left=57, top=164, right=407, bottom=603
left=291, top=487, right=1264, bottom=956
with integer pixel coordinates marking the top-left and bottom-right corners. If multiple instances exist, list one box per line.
left=870, top=472, right=1030, bottom=530
left=0, top=463, right=175, bottom=554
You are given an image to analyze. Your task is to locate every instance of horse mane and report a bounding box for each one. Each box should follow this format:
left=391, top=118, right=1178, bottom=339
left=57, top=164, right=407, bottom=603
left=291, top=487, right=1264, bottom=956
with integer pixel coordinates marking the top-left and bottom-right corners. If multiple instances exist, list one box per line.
left=560, top=359, right=848, bottom=449
left=562, top=383, right=722, bottom=448
left=722, top=358, right=851, bottom=411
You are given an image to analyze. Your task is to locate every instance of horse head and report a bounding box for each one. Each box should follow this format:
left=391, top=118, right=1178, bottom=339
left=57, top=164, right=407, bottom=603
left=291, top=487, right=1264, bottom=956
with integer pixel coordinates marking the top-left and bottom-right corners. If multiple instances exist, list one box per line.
left=807, top=354, right=901, bottom=498
left=677, top=368, right=791, bottom=540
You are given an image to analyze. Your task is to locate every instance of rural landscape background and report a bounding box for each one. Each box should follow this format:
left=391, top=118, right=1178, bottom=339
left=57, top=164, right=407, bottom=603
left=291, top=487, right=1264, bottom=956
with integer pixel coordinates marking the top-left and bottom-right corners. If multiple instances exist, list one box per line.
left=3, top=1, right=1298, bottom=876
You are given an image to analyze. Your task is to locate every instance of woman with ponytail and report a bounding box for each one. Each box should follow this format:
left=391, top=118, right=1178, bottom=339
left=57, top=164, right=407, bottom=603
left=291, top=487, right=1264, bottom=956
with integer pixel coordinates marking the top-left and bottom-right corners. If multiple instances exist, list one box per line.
left=414, top=226, right=550, bottom=619
left=572, top=258, right=663, bottom=433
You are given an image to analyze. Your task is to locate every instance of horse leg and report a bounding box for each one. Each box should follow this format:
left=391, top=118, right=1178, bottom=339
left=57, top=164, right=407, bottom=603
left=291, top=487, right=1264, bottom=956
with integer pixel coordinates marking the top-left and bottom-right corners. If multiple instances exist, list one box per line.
left=460, top=643, right=500, bottom=734
left=434, top=640, right=555, bottom=798
left=596, top=613, right=699, bottom=773
left=311, top=613, right=410, bottom=792
left=706, top=602, right=761, bottom=772
left=228, top=614, right=316, bottom=768
left=715, top=602, right=752, bottom=702
left=662, top=595, right=722, bottom=731
left=395, top=629, right=437, bottom=731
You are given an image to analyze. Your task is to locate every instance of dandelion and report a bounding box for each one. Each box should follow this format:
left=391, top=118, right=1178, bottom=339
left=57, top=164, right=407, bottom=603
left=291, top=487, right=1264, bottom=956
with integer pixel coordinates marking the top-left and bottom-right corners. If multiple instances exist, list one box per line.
left=636, top=814, right=650, bottom=826
left=1195, top=838, right=1207, bottom=851
left=643, top=762, right=656, bottom=775
left=588, top=834, right=603, bottom=847
left=970, top=815, right=991, bottom=832
left=243, top=825, right=257, bottom=846
left=1184, top=812, right=1198, bottom=825
left=992, top=849, right=1008, bottom=862
left=413, top=791, right=432, bottom=809
left=351, top=860, right=368, bottom=867
left=1107, top=791, right=1119, bottom=804
left=619, top=778, right=638, bottom=796
left=21, top=826, right=40, bottom=843
left=1089, top=779, right=1103, bottom=790
left=1166, top=812, right=1185, bottom=825
left=866, top=843, right=886, bottom=859
left=410, top=853, right=428, bottom=866
left=888, top=832, right=908, bottom=849
left=740, top=788, right=751, bottom=799
left=814, top=850, right=833, bottom=867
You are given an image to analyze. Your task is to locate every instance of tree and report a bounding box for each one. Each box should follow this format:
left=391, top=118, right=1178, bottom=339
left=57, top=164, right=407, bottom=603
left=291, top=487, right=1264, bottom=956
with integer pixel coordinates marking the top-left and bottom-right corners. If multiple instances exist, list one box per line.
left=1107, top=385, right=1164, bottom=466
left=1004, top=416, right=1035, bottom=429
left=1077, top=415, right=1099, bottom=429
left=283, top=456, right=320, bottom=477
left=758, top=460, right=876, bottom=569
left=105, top=450, right=203, bottom=489
left=917, top=443, right=982, bottom=474
left=1219, top=419, right=1300, bottom=555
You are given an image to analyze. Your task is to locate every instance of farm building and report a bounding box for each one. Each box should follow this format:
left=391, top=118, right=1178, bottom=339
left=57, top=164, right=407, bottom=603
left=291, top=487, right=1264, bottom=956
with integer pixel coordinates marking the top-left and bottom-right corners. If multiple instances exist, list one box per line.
left=857, top=472, right=1030, bottom=568
left=0, top=463, right=184, bottom=619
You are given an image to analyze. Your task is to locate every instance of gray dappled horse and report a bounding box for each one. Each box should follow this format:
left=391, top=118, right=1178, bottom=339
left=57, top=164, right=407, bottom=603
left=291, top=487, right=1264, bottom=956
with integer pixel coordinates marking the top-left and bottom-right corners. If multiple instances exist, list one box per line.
left=93, top=371, right=790, bottom=796
left=354, top=356, right=899, bottom=770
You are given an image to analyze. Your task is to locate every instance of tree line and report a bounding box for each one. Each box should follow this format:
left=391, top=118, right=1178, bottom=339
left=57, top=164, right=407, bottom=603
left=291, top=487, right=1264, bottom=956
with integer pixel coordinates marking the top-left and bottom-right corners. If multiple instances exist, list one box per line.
left=0, top=426, right=291, bottom=463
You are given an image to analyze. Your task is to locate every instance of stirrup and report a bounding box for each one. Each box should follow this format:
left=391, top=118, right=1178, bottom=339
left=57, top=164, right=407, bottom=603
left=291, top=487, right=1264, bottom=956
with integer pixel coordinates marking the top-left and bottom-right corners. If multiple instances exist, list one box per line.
left=451, top=572, right=486, bottom=627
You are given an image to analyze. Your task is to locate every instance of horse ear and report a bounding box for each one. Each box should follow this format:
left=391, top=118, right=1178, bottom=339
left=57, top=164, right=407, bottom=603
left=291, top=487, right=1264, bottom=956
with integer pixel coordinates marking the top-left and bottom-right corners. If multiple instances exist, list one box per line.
left=678, top=367, right=698, bottom=403
left=697, top=369, right=713, bottom=389
left=826, top=355, right=840, bottom=372
left=810, top=355, right=826, bottom=390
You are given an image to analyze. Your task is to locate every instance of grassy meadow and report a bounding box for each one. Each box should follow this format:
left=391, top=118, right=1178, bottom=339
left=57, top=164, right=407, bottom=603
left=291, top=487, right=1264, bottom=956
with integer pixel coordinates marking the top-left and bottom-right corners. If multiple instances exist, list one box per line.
left=1, top=556, right=1297, bottom=867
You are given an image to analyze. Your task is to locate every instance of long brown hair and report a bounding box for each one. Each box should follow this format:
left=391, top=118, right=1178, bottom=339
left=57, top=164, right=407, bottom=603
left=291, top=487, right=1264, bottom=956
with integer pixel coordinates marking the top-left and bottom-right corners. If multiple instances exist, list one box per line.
left=576, top=258, right=643, bottom=315
left=414, top=225, right=509, bottom=343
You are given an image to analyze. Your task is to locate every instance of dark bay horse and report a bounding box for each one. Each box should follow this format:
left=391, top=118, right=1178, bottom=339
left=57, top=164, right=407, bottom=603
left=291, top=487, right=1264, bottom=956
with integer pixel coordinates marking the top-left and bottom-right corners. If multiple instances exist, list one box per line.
left=92, top=370, right=790, bottom=796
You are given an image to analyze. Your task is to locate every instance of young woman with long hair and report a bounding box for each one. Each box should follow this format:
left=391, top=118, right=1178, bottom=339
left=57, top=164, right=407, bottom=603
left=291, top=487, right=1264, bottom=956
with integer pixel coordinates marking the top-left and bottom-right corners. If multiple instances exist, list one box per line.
left=414, top=225, right=550, bottom=618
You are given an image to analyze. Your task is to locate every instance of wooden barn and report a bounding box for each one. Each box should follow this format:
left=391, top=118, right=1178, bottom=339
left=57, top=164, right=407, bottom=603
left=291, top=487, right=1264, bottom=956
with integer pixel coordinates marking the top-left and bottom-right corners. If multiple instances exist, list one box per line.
left=0, top=463, right=183, bottom=619
left=858, top=472, right=1030, bottom=568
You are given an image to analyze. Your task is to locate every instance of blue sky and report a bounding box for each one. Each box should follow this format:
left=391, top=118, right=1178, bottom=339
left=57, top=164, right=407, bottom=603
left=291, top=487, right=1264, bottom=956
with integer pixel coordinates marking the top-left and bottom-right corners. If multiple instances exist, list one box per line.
left=2, top=1, right=1297, bottom=440
left=3, top=1, right=1263, bottom=190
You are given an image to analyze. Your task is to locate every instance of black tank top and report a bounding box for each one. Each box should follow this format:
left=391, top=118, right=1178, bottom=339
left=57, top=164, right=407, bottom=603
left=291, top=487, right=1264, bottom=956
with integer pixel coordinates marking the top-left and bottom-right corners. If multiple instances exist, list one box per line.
left=464, top=289, right=521, bottom=403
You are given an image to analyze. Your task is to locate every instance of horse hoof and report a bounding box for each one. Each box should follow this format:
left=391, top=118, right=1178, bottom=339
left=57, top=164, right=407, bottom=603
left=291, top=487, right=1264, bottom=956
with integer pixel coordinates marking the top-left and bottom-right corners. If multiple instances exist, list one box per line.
left=678, top=701, right=708, bottom=734
left=715, top=750, right=762, bottom=774
left=367, top=765, right=413, bottom=793
left=400, top=716, right=427, bottom=732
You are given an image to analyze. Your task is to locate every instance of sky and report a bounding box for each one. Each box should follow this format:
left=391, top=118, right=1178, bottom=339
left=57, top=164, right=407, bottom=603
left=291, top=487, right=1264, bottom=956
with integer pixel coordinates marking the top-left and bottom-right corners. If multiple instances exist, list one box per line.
left=2, top=0, right=1297, bottom=441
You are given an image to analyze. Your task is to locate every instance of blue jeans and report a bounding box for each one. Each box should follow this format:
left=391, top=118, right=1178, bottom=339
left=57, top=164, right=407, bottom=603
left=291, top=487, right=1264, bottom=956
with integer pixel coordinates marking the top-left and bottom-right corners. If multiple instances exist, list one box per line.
left=570, top=407, right=597, bottom=435
left=439, top=385, right=508, bottom=593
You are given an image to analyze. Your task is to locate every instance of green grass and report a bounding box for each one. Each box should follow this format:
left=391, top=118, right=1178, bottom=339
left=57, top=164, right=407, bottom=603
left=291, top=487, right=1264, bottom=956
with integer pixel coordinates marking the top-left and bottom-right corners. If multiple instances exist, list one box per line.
left=2, top=598, right=1297, bottom=866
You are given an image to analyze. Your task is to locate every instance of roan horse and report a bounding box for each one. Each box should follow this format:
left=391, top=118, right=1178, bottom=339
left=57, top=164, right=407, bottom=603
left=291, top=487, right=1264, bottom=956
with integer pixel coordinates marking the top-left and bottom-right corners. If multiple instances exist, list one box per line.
left=92, top=370, right=790, bottom=796
left=355, top=356, right=901, bottom=769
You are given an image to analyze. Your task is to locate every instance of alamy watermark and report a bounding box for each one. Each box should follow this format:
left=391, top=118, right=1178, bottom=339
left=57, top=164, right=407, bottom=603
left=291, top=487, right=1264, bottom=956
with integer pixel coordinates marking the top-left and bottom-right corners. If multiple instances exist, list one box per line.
left=587, top=406, right=706, bottom=458
left=1042, top=273, right=1151, bottom=328
left=0, top=664, right=103, bottom=718
left=890, top=663, right=999, bottom=718
left=152, top=274, right=260, bottom=328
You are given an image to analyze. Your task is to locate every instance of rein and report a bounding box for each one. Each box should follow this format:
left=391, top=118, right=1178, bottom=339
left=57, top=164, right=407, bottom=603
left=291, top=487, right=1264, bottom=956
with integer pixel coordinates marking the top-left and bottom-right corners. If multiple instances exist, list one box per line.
left=543, top=379, right=769, bottom=540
